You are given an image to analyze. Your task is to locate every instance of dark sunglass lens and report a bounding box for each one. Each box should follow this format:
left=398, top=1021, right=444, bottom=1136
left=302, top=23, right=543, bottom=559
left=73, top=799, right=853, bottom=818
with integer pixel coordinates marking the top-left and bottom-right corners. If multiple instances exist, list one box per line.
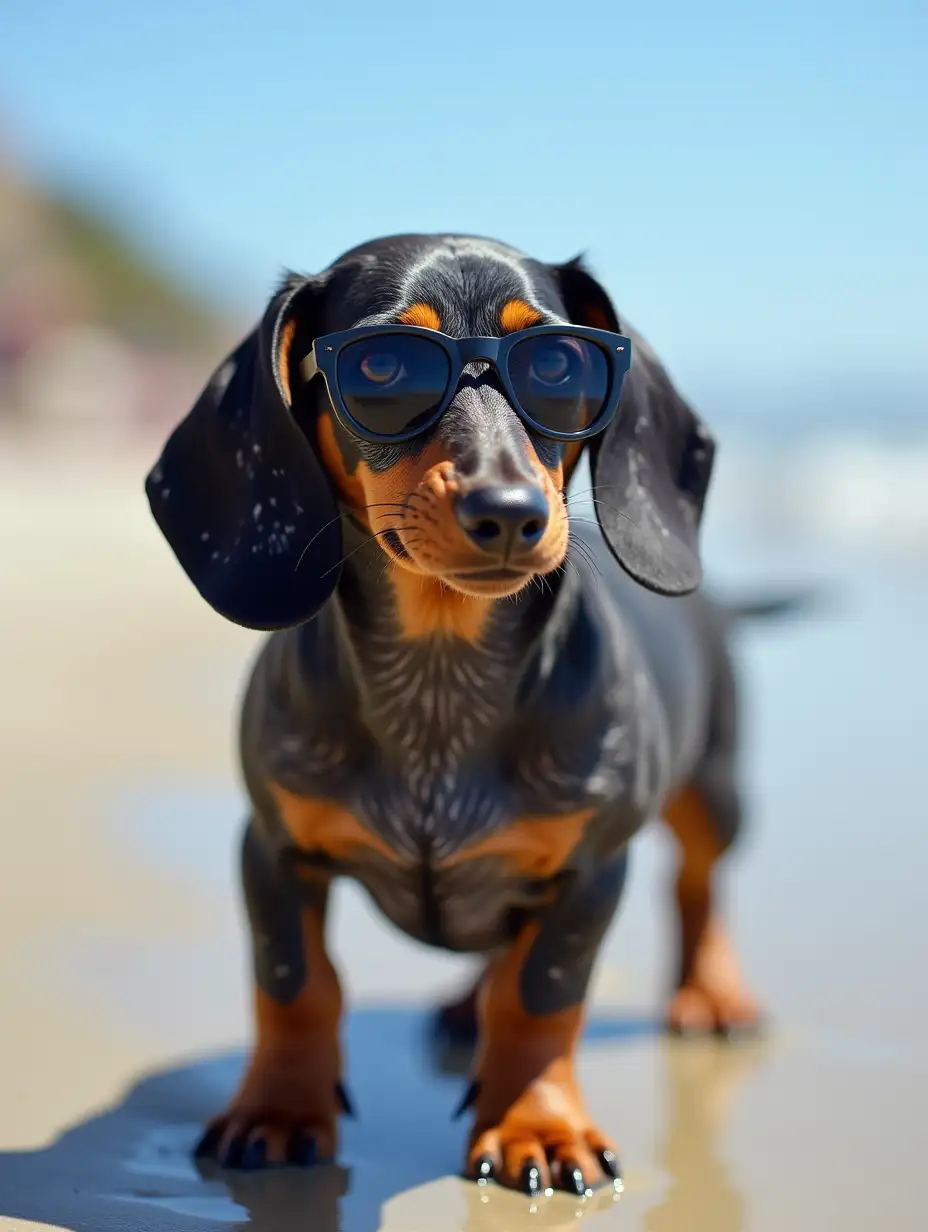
left=508, top=335, right=610, bottom=434
left=337, top=334, right=450, bottom=436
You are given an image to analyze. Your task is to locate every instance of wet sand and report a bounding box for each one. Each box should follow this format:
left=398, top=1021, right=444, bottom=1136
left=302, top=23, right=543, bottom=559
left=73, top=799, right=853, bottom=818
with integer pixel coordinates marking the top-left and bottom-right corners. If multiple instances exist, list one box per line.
left=0, top=434, right=925, bottom=1231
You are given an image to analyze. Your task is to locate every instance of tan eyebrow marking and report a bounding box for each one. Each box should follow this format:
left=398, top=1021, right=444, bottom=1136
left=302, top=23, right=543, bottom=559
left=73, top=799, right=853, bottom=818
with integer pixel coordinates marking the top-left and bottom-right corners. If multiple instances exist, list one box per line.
left=398, top=302, right=442, bottom=330
left=499, top=298, right=543, bottom=334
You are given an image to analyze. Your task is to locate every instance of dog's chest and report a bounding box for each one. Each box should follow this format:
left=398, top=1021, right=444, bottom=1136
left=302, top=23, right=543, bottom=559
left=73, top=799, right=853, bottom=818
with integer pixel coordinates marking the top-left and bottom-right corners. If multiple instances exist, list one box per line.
left=271, top=632, right=664, bottom=860
left=260, top=622, right=668, bottom=951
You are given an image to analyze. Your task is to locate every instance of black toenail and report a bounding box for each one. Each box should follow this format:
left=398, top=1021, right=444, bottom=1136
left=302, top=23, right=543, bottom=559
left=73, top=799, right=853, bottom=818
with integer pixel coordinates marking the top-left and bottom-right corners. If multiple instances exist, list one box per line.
left=452, top=1078, right=480, bottom=1120
left=219, top=1137, right=245, bottom=1169
left=566, top=1165, right=588, bottom=1196
left=521, top=1163, right=542, bottom=1197
left=288, top=1132, right=317, bottom=1167
left=599, top=1148, right=621, bottom=1179
left=474, top=1154, right=495, bottom=1184
left=193, top=1124, right=222, bottom=1159
left=335, top=1079, right=357, bottom=1118
left=240, top=1139, right=267, bottom=1170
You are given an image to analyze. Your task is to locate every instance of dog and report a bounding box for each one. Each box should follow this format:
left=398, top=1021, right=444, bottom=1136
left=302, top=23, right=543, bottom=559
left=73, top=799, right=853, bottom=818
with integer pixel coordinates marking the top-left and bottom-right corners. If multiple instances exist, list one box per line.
left=147, top=233, right=787, bottom=1198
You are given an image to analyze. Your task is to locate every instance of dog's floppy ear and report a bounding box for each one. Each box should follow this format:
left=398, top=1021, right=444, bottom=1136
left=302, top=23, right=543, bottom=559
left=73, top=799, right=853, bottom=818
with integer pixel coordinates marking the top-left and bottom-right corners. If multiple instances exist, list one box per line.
left=552, top=257, right=716, bottom=596
left=145, top=274, right=341, bottom=631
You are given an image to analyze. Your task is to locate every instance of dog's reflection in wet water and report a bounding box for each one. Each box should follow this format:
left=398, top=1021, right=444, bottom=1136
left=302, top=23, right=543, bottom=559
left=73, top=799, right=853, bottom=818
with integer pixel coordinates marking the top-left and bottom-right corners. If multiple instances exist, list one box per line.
left=644, top=1037, right=768, bottom=1232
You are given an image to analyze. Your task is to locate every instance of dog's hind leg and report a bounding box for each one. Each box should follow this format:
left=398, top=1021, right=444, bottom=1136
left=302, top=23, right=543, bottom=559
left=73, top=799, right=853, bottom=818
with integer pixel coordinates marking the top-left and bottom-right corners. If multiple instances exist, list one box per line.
left=194, top=819, right=347, bottom=1169
left=662, top=639, right=763, bottom=1036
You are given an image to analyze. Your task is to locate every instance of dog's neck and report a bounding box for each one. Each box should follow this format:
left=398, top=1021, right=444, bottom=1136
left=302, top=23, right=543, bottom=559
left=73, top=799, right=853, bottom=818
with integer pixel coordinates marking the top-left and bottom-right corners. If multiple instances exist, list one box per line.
left=330, top=518, right=572, bottom=757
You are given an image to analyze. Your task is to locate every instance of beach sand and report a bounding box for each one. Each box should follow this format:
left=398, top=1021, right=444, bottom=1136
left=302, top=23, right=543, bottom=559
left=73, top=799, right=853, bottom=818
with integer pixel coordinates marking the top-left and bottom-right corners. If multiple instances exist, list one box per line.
left=0, top=433, right=924, bottom=1231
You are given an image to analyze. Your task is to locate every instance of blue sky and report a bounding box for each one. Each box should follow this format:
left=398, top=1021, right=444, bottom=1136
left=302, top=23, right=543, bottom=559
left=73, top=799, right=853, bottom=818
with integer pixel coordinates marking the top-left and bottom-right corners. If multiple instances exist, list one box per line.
left=1, top=1, right=925, bottom=408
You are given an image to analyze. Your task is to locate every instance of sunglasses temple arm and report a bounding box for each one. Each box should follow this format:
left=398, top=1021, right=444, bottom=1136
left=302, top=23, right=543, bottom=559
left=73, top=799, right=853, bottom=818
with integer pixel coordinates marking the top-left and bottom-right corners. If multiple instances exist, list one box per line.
left=300, top=348, right=320, bottom=384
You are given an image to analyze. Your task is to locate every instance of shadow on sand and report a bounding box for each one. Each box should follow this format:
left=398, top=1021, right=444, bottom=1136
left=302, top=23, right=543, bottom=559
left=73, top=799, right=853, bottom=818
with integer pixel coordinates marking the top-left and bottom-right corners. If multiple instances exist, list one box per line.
left=0, top=1007, right=662, bottom=1232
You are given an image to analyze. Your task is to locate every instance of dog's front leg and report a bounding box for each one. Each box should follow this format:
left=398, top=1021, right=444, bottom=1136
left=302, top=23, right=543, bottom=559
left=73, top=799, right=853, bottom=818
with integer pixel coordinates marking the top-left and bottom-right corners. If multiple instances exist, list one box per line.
left=195, top=820, right=346, bottom=1169
left=466, top=854, right=627, bottom=1197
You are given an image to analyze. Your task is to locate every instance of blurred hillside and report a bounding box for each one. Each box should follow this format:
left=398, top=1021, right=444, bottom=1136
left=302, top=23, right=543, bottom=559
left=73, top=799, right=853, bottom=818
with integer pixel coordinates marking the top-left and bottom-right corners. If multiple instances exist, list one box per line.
left=0, top=138, right=237, bottom=437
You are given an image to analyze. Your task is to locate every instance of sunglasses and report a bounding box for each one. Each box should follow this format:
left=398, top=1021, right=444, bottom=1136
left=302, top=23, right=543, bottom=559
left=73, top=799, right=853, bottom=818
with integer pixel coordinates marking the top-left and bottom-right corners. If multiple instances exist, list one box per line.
left=299, top=324, right=633, bottom=444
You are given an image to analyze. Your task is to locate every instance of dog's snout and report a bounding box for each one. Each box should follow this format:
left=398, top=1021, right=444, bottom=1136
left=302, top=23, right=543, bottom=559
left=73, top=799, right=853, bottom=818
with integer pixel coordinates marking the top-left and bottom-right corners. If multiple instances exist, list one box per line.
left=455, top=484, right=549, bottom=556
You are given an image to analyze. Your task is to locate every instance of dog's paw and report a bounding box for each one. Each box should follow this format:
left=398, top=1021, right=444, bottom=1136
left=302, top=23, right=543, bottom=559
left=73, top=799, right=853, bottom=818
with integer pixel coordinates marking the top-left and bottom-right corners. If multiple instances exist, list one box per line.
left=194, top=1103, right=338, bottom=1170
left=194, top=1075, right=353, bottom=1170
left=194, top=1104, right=338, bottom=1171
left=467, top=1082, right=621, bottom=1196
left=667, top=982, right=764, bottom=1038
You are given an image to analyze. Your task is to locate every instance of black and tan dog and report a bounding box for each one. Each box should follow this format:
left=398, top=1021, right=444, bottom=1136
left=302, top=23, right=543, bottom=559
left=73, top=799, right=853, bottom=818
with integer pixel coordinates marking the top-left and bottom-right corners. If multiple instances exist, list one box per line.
left=147, top=233, right=782, bottom=1198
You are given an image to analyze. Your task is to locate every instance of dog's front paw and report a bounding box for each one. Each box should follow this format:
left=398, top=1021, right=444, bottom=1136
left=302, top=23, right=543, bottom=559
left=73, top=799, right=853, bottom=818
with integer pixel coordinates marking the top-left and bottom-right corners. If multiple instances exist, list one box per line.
left=194, top=1055, right=351, bottom=1170
left=466, top=1069, right=621, bottom=1197
left=195, top=1105, right=337, bottom=1170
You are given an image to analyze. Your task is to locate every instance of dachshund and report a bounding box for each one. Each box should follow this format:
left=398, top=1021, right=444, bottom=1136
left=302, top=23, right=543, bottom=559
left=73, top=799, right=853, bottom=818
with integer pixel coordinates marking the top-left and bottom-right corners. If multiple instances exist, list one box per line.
left=146, top=233, right=783, bottom=1198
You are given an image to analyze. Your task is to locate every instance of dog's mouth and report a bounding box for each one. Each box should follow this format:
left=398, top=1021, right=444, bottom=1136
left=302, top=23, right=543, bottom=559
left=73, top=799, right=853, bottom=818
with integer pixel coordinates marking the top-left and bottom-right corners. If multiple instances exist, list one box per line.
left=440, top=567, right=537, bottom=598
left=381, top=530, right=542, bottom=596
left=448, top=567, right=528, bottom=583
left=441, top=571, right=534, bottom=601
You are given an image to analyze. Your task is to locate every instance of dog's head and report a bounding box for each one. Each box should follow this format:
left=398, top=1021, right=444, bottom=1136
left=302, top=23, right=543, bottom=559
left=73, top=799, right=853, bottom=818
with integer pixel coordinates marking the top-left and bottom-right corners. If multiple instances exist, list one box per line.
left=147, top=234, right=715, bottom=631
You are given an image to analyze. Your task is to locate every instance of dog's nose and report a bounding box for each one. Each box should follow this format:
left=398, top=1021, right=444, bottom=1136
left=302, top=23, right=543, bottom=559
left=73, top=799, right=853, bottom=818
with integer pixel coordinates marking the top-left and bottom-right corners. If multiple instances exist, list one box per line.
left=455, top=484, right=550, bottom=556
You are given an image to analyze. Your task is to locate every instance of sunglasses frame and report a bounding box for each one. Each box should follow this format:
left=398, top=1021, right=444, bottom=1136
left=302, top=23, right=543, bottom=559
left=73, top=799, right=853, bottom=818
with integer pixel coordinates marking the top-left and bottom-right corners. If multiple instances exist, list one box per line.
left=300, top=323, right=633, bottom=445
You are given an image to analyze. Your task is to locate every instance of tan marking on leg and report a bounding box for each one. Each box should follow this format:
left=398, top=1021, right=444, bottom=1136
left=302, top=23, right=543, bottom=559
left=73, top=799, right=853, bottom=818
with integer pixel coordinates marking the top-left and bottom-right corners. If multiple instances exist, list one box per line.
left=203, top=904, right=344, bottom=1164
left=467, top=923, right=616, bottom=1190
left=663, top=786, right=761, bottom=1032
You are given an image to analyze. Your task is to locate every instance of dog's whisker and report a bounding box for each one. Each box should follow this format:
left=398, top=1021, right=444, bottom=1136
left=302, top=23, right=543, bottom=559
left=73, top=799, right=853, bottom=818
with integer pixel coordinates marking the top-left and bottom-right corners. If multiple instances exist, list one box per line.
left=568, top=487, right=640, bottom=530
left=294, top=512, right=344, bottom=574
left=566, top=515, right=607, bottom=531
left=580, top=498, right=637, bottom=529
left=320, top=524, right=412, bottom=577
left=569, top=534, right=604, bottom=582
